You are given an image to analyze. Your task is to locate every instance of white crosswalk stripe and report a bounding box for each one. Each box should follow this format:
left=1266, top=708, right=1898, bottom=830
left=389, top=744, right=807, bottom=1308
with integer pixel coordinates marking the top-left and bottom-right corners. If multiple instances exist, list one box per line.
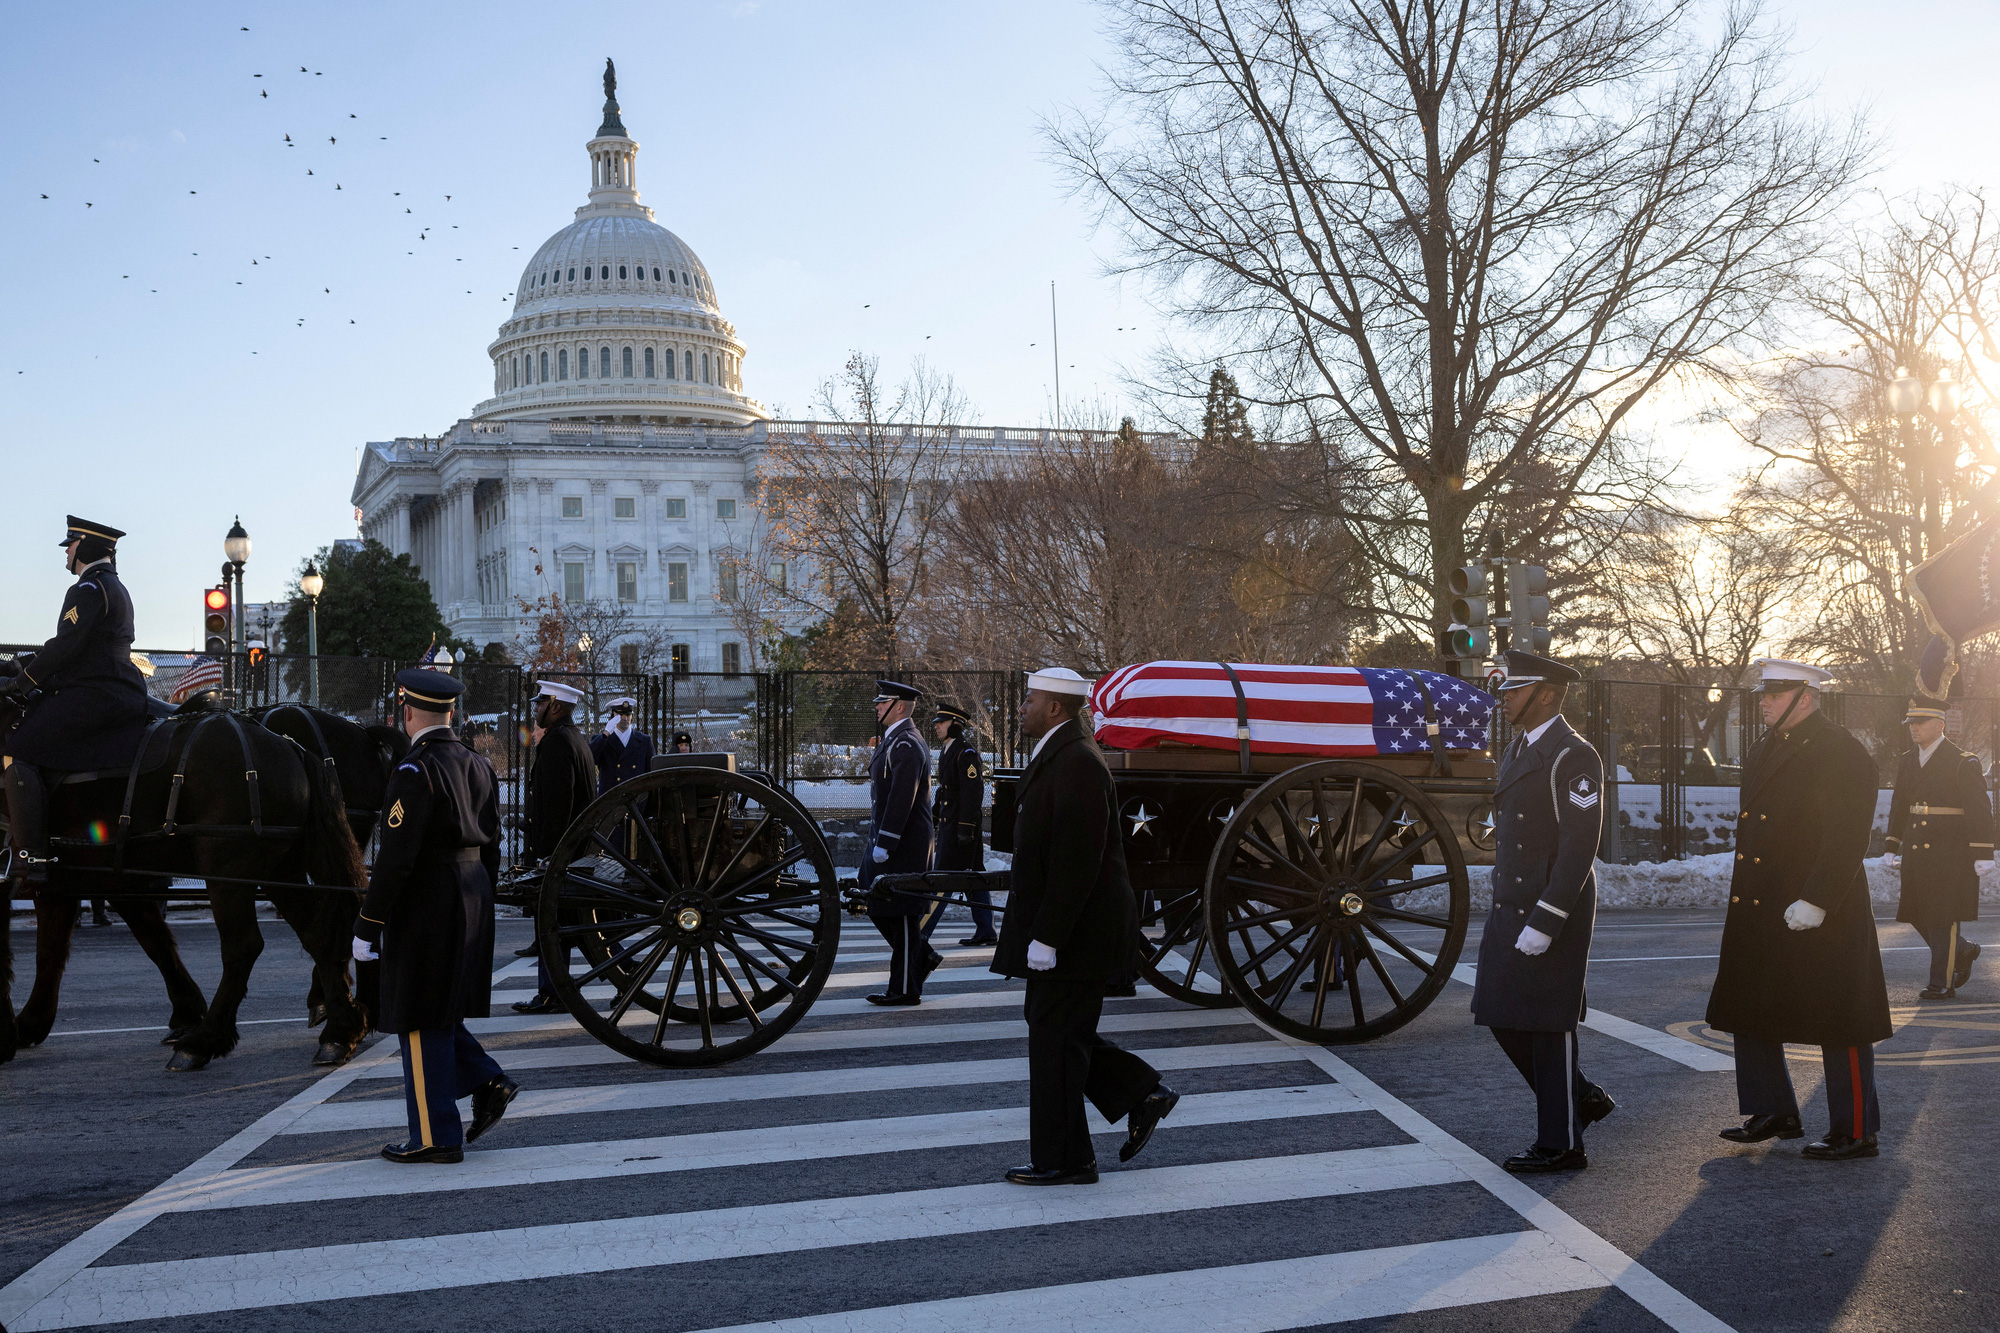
left=0, top=927, right=1736, bottom=1333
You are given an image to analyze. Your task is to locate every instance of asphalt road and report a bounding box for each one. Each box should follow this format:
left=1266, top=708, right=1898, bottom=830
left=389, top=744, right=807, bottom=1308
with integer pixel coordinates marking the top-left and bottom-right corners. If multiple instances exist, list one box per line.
left=1, top=906, right=1996, bottom=1333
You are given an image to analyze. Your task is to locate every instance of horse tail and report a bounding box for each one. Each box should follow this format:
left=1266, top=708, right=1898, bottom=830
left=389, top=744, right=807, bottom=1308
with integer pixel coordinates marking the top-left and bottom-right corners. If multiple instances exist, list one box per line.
left=300, top=750, right=368, bottom=891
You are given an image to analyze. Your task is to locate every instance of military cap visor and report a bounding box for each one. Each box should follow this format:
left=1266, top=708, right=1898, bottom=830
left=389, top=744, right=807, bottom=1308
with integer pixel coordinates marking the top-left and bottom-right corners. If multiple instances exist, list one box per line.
left=395, top=667, right=464, bottom=707
left=1904, top=697, right=1949, bottom=723
left=1496, top=649, right=1580, bottom=692
left=873, top=679, right=922, bottom=703
left=61, top=516, right=125, bottom=548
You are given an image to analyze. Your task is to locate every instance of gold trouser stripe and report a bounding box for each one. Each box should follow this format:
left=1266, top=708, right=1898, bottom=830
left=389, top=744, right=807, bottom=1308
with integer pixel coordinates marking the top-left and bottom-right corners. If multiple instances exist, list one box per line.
left=1947, top=924, right=1960, bottom=991
left=1910, top=805, right=1965, bottom=815
left=410, top=1031, right=433, bottom=1147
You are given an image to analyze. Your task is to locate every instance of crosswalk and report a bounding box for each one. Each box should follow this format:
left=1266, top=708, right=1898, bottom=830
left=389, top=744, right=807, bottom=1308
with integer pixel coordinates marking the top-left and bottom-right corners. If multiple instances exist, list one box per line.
left=0, top=921, right=1735, bottom=1332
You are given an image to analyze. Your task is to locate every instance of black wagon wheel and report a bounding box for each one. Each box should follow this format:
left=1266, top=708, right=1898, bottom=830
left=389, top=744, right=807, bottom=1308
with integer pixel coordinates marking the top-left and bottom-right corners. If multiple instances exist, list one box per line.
left=1135, top=887, right=1238, bottom=1008
left=537, top=766, right=840, bottom=1067
left=1203, top=760, right=1468, bottom=1044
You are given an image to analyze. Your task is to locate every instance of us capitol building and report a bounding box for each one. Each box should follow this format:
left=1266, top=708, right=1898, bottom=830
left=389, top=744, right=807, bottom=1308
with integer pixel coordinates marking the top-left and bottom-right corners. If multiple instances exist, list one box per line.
left=352, top=66, right=1157, bottom=672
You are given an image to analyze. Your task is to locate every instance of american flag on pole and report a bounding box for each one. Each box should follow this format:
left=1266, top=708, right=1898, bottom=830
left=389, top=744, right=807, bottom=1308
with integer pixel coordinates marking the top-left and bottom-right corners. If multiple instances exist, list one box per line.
left=169, top=656, right=223, bottom=703
left=1090, top=661, right=1495, bottom=757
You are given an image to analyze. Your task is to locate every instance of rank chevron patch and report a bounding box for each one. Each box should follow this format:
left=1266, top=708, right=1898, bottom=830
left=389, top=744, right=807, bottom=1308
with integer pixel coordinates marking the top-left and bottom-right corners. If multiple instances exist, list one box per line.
left=1567, top=775, right=1599, bottom=809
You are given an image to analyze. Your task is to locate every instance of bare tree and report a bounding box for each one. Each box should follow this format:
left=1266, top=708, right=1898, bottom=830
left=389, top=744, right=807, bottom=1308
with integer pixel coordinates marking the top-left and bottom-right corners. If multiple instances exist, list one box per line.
left=1050, top=0, right=1868, bottom=641
left=753, top=353, right=972, bottom=670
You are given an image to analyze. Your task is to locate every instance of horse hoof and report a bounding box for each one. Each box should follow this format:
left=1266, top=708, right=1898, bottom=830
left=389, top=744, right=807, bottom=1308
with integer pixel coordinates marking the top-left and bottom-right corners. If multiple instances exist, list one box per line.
left=160, top=1028, right=192, bottom=1047
left=165, top=1049, right=211, bottom=1073
left=308, top=1004, right=328, bottom=1030
left=311, top=1040, right=351, bottom=1066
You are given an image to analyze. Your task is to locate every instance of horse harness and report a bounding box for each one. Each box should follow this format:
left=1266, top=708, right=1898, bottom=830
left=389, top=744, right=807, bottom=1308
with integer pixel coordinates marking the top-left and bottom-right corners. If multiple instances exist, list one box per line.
left=261, top=703, right=377, bottom=825
left=98, top=711, right=307, bottom=874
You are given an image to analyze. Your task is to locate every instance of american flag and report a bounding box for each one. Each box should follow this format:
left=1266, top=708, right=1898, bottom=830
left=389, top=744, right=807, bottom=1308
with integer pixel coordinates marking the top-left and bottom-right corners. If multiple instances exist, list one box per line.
left=169, top=656, right=223, bottom=703
left=1091, top=661, right=1494, bottom=756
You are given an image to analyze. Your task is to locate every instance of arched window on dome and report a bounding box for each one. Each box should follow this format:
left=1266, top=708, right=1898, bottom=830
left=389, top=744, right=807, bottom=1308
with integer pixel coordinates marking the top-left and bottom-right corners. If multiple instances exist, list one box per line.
left=652, top=267, right=661, bottom=282
left=618, top=265, right=627, bottom=280
left=558, top=348, right=568, bottom=380
left=598, top=346, right=609, bottom=377
left=540, top=350, right=549, bottom=382
left=702, top=352, right=711, bottom=384
left=567, top=267, right=575, bottom=282
left=668, top=270, right=676, bottom=284
left=510, top=357, right=518, bottom=389
left=600, top=265, right=609, bottom=280
left=622, top=346, right=633, bottom=378
left=666, top=345, right=677, bottom=379
left=644, top=347, right=656, bottom=379
left=684, top=349, right=694, bottom=380
left=581, top=345, right=593, bottom=378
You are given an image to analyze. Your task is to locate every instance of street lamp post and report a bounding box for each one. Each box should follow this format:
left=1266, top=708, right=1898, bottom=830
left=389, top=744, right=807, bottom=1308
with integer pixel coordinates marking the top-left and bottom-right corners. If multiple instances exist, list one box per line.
left=301, top=560, right=325, bottom=708
left=223, top=518, right=251, bottom=704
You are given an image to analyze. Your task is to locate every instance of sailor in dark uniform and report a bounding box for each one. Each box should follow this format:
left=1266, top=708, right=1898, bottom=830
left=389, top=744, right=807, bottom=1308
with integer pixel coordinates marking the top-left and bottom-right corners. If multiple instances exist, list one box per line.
left=670, top=729, right=694, bottom=754
left=3, top=517, right=152, bottom=888
left=352, top=668, right=517, bottom=1164
left=1883, top=695, right=1991, bottom=999
left=589, top=695, right=655, bottom=794
left=932, top=702, right=994, bottom=946
left=863, top=680, right=939, bottom=1005
left=513, top=680, right=598, bottom=1014
left=1471, top=650, right=1615, bottom=1174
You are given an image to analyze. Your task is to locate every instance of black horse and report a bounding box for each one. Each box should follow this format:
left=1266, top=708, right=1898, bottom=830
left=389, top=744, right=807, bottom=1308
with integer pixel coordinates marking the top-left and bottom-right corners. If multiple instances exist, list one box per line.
left=1, top=699, right=367, bottom=1069
left=249, top=703, right=407, bottom=1037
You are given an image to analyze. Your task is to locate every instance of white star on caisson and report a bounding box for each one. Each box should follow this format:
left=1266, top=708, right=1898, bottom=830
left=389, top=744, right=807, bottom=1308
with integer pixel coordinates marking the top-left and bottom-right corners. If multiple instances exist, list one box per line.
left=1127, top=802, right=1158, bottom=837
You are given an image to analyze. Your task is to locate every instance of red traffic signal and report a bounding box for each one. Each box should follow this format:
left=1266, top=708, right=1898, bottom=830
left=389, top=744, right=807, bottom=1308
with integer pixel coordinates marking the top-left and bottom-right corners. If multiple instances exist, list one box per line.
left=203, top=586, right=232, bottom=656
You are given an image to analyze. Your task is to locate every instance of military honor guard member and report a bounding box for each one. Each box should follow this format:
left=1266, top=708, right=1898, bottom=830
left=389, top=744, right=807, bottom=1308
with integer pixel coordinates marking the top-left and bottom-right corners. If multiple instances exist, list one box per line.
left=993, top=667, right=1177, bottom=1186
left=862, top=680, right=941, bottom=1005
left=512, top=680, right=599, bottom=1013
left=2, top=517, right=152, bottom=888
left=670, top=729, right=695, bottom=754
left=1884, top=696, right=1991, bottom=999
left=932, top=702, right=995, bottom=947
left=1707, top=659, right=1893, bottom=1160
left=352, top=668, right=518, bottom=1164
left=590, top=696, right=655, bottom=794
left=1471, top=650, right=1615, bottom=1173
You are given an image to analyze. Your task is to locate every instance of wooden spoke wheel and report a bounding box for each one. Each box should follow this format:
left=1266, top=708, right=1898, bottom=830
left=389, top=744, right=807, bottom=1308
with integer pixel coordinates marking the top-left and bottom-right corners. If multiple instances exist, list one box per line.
left=1136, top=886, right=1238, bottom=1008
left=1203, top=761, right=1468, bottom=1044
left=537, top=767, right=840, bottom=1067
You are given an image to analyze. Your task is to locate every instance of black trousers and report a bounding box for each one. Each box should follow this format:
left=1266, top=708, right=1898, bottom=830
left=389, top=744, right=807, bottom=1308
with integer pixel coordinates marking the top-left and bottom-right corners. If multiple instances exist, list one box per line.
left=1734, top=1035, right=1880, bottom=1138
left=871, top=895, right=946, bottom=997
left=398, top=1023, right=504, bottom=1149
left=1489, top=1027, right=1587, bottom=1152
left=1025, top=974, right=1161, bottom=1171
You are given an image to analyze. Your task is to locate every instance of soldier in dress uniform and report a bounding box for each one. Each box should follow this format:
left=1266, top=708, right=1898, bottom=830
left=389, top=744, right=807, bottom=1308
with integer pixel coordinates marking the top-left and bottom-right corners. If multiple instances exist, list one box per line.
left=1707, top=659, right=1892, bottom=1161
left=2, top=517, right=152, bottom=888
left=992, top=667, right=1176, bottom=1185
left=590, top=695, right=655, bottom=794
left=862, top=680, right=939, bottom=1005
left=1471, top=650, right=1615, bottom=1174
left=512, top=680, right=598, bottom=1014
left=351, top=668, right=518, bottom=1164
left=670, top=729, right=694, bottom=754
left=1883, top=695, right=1991, bottom=999
left=932, top=702, right=994, bottom=947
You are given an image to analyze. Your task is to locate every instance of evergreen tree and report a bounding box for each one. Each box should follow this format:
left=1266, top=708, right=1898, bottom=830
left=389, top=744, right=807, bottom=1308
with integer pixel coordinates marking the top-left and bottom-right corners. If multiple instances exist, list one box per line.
left=277, top=540, right=456, bottom=709
left=1199, top=368, right=1253, bottom=452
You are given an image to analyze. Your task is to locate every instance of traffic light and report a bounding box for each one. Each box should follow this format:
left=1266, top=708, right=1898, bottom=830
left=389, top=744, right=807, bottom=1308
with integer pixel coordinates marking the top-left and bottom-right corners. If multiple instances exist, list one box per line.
left=1507, top=564, right=1551, bottom=653
left=1446, top=564, right=1492, bottom=660
left=203, top=586, right=232, bottom=656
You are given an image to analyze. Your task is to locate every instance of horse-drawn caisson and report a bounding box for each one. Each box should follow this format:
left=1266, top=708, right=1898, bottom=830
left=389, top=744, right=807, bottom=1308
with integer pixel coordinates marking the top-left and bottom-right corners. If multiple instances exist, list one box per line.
left=496, top=660, right=1498, bottom=1068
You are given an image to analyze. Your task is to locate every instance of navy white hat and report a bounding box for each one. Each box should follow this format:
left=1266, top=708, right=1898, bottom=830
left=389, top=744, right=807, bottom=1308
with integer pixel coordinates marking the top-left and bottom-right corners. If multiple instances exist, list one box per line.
left=1495, top=649, right=1581, bottom=692
left=604, top=695, right=638, bottom=711
left=873, top=679, right=922, bottom=703
left=535, top=680, right=585, bottom=705
left=1024, top=667, right=1093, bottom=697
left=396, top=667, right=464, bottom=708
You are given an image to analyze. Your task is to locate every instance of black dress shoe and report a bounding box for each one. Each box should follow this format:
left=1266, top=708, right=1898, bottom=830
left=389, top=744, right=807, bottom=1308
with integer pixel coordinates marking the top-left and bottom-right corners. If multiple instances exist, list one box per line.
left=1803, top=1132, right=1879, bottom=1160
left=467, top=1075, right=519, bottom=1143
left=1579, top=1083, right=1616, bottom=1129
left=958, top=936, right=997, bottom=948
left=510, top=992, right=564, bottom=1015
left=1719, top=1113, right=1804, bottom=1143
left=1954, top=941, right=1982, bottom=989
left=1503, top=1144, right=1587, bottom=1173
left=865, top=993, right=921, bottom=1006
left=1005, top=1163, right=1099, bottom=1185
left=513, top=942, right=539, bottom=958
left=381, top=1140, right=464, bottom=1164
left=1919, top=985, right=1957, bottom=1001
left=1119, top=1085, right=1180, bottom=1162
left=1102, top=980, right=1139, bottom=998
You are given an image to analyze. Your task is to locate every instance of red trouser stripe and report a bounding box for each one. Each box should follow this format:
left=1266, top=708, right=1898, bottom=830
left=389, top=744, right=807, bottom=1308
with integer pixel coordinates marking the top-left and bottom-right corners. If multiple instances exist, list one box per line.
left=1849, top=1046, right=1863, bottom=1135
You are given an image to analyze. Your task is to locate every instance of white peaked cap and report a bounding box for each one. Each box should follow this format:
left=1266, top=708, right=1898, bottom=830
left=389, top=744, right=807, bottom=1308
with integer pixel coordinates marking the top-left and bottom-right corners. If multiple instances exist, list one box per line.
left=1025, top=666, right=1094, bottom=697
left=1752, top=658, right=1836, bottom=691
left=535, top=680, right=585, bottom=704
left=604, top=696, right=638, bottom=709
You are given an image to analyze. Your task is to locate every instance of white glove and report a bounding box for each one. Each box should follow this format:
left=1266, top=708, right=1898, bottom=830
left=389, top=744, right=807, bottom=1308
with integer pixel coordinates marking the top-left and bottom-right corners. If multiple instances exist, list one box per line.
left=602, top=720, right=618, bottom=736
left=871, top=844, right=889, bottom=864
left=1882, top=852, right=1900, bottom=871
left=1784, top=899, right=1827, bottom=932
left=1515, top=925, right=1552, bottom=956
left=1027, top=940, right=1057, bottom=970
left=352, top=935, right=379, bottom=962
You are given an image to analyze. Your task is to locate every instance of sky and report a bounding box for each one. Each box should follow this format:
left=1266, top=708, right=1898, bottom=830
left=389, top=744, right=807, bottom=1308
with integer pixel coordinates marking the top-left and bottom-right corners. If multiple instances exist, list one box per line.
left=2, top=0, right=1997, bottom=648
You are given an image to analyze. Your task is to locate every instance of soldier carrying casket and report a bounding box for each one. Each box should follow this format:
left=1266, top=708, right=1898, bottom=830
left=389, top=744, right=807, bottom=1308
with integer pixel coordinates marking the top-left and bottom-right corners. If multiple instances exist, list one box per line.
left=1884, top=694, right=1991, bottom=999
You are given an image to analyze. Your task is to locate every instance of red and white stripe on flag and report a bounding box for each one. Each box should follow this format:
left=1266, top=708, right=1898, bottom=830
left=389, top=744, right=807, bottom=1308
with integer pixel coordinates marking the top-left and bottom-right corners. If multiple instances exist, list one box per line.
left=169, top=657, right=223, bottom=703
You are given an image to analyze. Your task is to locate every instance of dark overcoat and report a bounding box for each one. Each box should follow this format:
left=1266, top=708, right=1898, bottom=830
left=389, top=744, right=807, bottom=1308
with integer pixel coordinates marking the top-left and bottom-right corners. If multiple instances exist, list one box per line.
left=990, top=721, right=1138, bottom=983
left=528, top=720, right=597, bottom=861
left=589, top=725, right=656, bottom=794
left=356, top=729, right=501, bottom=1031
left=1471, top=716, right=1603, bottom=1032
left=3, top=562, right=151, bottom=771
left=861, top=718, right=934, bottom=913
left=1886, top=740, right=1992, bottom=926
left=931, top=731, right=985, bottom=872
left=1705, top=709, right=1892, bottom=1047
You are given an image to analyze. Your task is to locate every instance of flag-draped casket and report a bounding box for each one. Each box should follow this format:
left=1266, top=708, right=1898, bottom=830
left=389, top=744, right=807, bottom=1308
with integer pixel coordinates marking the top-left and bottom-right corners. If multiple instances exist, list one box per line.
left=1089, top=662, right=1494, bottom=757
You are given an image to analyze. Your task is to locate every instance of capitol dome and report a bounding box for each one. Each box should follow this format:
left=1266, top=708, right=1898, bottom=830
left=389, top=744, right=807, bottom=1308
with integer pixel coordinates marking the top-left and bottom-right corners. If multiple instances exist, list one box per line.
left=474, top=70, right=767, bottom=426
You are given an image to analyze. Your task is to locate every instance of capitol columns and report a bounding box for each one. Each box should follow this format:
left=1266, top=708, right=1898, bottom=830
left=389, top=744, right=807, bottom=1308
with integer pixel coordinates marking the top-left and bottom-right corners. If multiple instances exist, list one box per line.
left=640, top=480, right=662, bottom=608
left=535, top=479, right=556, bottom=590
left=590, top=479, right=612, bottom=599
left=391, top=496, right=413, bottom=558
left=509, top=478, right=533, bottom=607
left=447, top=480, right=476, bottom=613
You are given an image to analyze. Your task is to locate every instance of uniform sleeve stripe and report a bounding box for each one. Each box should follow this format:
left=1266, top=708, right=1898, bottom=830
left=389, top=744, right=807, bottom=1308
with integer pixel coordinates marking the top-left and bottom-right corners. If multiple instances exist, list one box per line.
left=1533, top=900, right=1570, bottom=920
